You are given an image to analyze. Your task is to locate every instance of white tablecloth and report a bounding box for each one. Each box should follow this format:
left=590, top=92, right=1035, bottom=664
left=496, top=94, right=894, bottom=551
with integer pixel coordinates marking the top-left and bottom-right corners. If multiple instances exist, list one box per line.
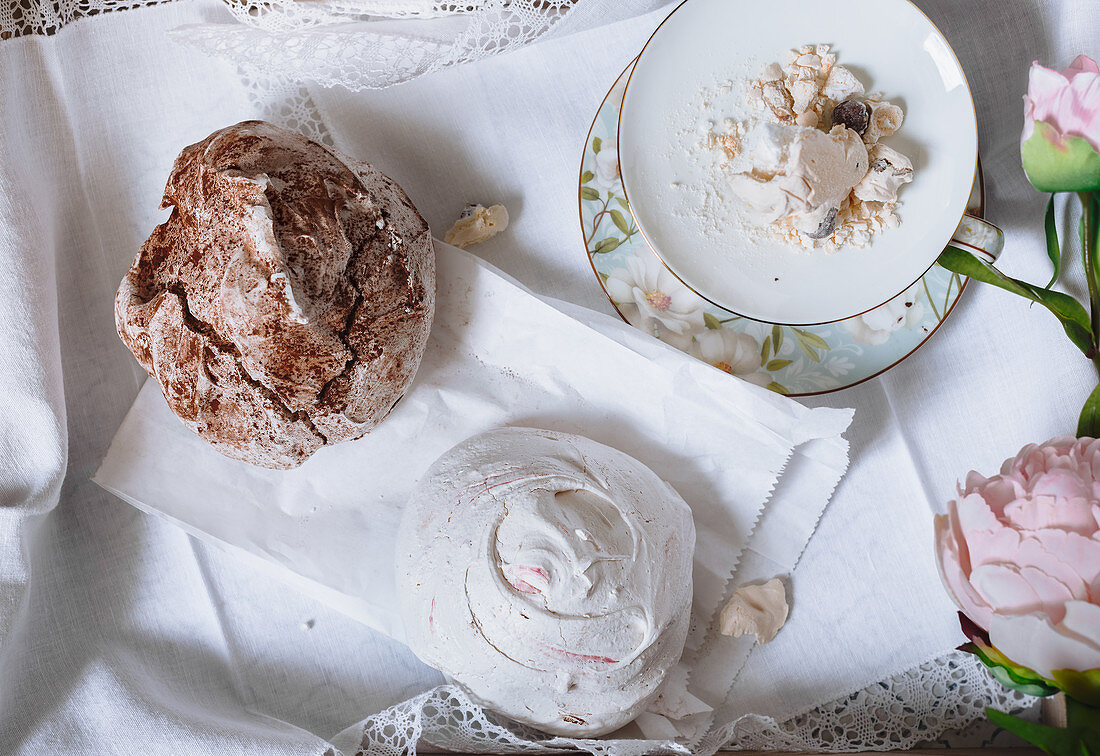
left=0, top=0, right=1095, bottom=752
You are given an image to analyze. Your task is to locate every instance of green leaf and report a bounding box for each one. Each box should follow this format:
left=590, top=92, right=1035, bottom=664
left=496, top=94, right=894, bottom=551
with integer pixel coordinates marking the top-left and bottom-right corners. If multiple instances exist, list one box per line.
left=616, top=196, right=630, bottom=211
left=938, top=245, right=1094, bottom=356
left=1079, top=384, right=1100, bottom=439
left=610, top=209, right=630, bottom=235
left=1086, top=191, right=1100, bottom=309
left=703, top=312, right=722, bottom=330
left=597, top=271, right=609, bottom=283
left=581, top=170, right=594, bottom=184
left=1045, top=194, right=1062, bottom=288
left=987, top=664, right=1061, bottom=698
left=765, top=358, right=792, bottom=372
left=771, top=324, right=783, bottom=353
left=592, top=136, right=602, bottom=154
left=766, top=381, right=789, bottom=395
left=580, top=186, right=600, bottom=202
left=592, top=237, right=622, bottom=254
left=794, top=328, right=830, bottom=350
left=760, top=336, right=771, bottom=362
left=966, top=638, right=1060, bottom=697
left=986, top=706, right=1100, bottom=756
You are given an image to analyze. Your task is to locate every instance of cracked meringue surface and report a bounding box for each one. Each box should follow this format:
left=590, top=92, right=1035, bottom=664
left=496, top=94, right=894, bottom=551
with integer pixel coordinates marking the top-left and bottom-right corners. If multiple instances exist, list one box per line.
left=115, top=120, right=435, bottom=468
left=395, top=427, right=696, bottom=737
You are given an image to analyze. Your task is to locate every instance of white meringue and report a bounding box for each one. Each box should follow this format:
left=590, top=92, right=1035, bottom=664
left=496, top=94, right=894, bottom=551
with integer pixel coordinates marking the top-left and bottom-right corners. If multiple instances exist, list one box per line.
left=853, top=144, right=914, bottom=203
left=395, top=427, right=696, bottom=737
left=727, top=122, right=868, bottom=235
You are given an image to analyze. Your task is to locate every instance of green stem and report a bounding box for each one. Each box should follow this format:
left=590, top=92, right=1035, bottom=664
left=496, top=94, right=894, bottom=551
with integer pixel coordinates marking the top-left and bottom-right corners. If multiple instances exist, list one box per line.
left=1084, top=190, right=1100, bottom=379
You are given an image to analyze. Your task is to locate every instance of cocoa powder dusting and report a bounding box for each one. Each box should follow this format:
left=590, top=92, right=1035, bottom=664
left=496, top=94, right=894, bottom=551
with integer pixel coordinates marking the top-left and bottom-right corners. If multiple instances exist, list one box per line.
left=115, top=120, right=436, bottom=469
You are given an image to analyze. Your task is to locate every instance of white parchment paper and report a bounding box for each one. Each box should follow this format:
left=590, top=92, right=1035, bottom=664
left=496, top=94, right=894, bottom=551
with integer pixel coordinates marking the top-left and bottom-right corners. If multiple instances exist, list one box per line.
left=94, top=241, right=852, bottom=737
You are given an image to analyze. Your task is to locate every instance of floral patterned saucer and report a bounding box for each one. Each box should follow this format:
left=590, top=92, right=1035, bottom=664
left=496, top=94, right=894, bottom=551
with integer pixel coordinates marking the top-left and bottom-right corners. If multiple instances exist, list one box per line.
left=580, top=60, right=985, bottom=396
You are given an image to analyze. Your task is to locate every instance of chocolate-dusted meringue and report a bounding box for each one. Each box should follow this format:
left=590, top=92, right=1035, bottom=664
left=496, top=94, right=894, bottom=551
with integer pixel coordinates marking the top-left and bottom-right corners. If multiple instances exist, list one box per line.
left=115, top=121, right=434, bottom=468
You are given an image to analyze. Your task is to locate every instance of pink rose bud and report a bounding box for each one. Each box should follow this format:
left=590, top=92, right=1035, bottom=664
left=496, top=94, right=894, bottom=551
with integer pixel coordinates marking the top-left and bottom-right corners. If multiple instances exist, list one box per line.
left=934, top=437, right=1100, bottom=684
left=1021, top=55, right=1100, bottom=192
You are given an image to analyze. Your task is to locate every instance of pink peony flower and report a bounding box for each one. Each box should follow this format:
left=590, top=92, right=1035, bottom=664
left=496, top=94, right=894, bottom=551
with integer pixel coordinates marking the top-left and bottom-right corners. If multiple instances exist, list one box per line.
left=1021, top=55, right=1100, bottom=191
left=935, top=437, right=1100, bottom=679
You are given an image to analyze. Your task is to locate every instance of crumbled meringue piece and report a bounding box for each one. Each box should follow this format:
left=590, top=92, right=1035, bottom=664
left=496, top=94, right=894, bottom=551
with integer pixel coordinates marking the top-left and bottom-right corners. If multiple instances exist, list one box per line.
left=719, top=578, right=790, bottom=644
left=853, top=144, right=914, bottom=202
left=865, top=100, right=904, bottom=143
left=822, top=64, right=865, bottom=101
left=443, top=203, right=509, bottom=247
left=788, top=75, right=822, bottom=115
left=760, top=80, right=795, bottom=122
left=760, top=62, right=784, bottom=82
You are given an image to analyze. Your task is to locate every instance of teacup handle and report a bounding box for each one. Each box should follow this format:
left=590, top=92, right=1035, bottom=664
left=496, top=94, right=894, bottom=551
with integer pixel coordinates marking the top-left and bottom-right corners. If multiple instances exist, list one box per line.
left=950, top=214, right=1004, bottom=264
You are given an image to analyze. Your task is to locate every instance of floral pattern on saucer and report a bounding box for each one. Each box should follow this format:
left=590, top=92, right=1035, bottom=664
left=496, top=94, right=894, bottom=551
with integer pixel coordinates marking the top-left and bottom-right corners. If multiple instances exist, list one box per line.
left=580, top=62, right=980, bottom=396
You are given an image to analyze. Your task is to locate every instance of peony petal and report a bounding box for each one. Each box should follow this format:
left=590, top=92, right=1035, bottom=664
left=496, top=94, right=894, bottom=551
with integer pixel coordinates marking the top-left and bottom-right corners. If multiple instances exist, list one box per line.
left=947, top=500, right=973, bottom=573
left=992, top=610, right=1100, bottom=678
left=962, top=470, right=990, bottom=495
left=1029, top=467, right=1091, bottom=499
left=970, top=477, right=1016, bottom=515
left=965, top=527, right=1020, bottom=567
left=1035, top=528, right=1100, bottom=589
left=956, top=492, right=1001, bottom=532
left=1067, top=72, right=1100, bottom=150
left=1017, top=565, right=1076, bottom=621
left=1063, top=54, right=1100, bottom=79
left=1015, top=536, right=1091, bottom=601
left=971, top=563, right=1043, bottom=614
left=1062, top=601, right=1100, bottom=650
left=1003, top=494, right=1096, bottom=533
left=1027, top=63, right=1071, bottom=125
left=934, top=514, right=994, bottom=629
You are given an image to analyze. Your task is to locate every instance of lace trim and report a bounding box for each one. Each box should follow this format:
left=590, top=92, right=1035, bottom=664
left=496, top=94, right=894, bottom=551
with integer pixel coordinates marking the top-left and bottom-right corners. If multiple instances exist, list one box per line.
left=170, top=0, right=582, bottom=91
left=351, top=652, right=1038, bottom=754
left=0, top=0, right=175, bottom=39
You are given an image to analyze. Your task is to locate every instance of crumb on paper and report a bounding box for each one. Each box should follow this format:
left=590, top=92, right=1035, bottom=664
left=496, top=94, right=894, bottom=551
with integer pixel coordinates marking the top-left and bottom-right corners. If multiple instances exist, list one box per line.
left=719, top=577, right=789, bottom=644
left=444, top=203, right=509, bottom=248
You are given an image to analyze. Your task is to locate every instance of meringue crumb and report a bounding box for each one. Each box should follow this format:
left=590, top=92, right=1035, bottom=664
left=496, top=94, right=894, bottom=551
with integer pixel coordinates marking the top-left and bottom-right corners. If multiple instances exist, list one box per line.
left=444, top=203, right=509, bottom=248
left=719, top=577, right=789, bottom=644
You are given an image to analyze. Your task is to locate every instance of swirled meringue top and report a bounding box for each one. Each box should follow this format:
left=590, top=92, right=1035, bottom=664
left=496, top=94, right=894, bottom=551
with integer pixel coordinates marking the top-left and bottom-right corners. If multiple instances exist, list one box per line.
left=395, top=427, right=696, bottom=737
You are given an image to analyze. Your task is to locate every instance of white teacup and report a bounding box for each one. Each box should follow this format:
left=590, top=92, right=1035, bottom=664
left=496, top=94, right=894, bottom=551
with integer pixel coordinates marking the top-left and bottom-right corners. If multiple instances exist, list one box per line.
left=618, top=0, right=985, bottom=326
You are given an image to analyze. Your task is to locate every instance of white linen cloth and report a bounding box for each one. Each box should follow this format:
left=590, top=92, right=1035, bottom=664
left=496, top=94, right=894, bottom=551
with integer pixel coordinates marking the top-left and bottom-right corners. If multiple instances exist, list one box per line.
left=0, top=0, right=1096, bottom=754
